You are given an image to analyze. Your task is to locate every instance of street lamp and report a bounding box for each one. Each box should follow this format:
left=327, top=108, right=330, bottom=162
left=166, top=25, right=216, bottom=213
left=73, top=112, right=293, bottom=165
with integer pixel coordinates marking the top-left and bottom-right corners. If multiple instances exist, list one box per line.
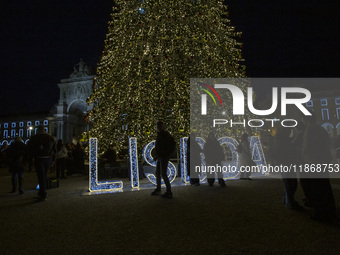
left=29, top=126, right=33, bottom=138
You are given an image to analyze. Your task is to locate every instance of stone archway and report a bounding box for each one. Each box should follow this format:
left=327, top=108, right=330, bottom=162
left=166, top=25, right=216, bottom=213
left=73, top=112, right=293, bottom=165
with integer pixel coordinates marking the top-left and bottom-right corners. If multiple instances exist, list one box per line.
left=67, top=100, right=88, bottom=142
left=68, top=99, right=88, bottom=115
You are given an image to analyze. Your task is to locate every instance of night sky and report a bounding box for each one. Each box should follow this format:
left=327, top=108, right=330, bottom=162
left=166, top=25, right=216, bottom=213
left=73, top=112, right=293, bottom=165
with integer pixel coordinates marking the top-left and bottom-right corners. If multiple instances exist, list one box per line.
left=0, top=0, right=339, bottom=116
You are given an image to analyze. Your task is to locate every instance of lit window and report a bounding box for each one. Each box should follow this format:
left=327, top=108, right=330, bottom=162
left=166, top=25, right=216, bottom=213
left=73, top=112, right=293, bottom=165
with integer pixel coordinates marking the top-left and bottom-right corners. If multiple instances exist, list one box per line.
left=4, top=123, right=8, bottom=128
left=11, top=130, right=16, bottom=137
left=35, top=121, right=40, bottom=126
left=43, top=120, right=48, bottom=126
left=336, top=98, right=340, bottom=105
left=19, top=129, right=23, bottom=137
left=337, top=108, right=340, bottom=119
left=320, top=99, right=328, bottom=106
left=306, top=100, right=313, bottom=107
left=44, top=127, right=48, bottom=133
left=3, top=130, right=8, bottom=138
left=19, top=122, right=24, bottom=127
left=27, top=121, right=31, bottom=127
left=322, top=108, right=329, bottom=121
left=11, top=123, right=16, bottom=128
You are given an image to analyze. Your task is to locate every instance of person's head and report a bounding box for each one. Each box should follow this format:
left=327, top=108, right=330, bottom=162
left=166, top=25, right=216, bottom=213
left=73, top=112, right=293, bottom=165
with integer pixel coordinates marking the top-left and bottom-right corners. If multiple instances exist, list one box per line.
left=240, top=133, right=248, bottom=142
left=207, top=131, right=216, bottom=141
left=15, top=136, right=22, bottom=143
left=36, top=125, right=45, bottom=134
left=157, top=121, right=164, bottom=132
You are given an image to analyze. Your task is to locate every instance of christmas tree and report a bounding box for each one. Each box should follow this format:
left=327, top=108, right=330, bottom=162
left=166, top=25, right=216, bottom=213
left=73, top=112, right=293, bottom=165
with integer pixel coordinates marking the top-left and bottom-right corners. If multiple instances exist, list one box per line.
left=85, top=0, right=246, bottom=152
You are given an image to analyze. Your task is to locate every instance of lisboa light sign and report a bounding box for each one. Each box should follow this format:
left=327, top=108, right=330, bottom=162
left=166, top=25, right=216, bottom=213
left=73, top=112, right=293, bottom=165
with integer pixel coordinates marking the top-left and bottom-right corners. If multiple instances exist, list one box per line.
left=88, top=136, right=267, bottom=192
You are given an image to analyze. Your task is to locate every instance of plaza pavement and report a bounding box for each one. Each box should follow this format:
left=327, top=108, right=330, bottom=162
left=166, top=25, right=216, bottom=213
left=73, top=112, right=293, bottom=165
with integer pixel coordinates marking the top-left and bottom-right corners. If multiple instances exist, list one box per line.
left=0, top=169, right=339, bottom=255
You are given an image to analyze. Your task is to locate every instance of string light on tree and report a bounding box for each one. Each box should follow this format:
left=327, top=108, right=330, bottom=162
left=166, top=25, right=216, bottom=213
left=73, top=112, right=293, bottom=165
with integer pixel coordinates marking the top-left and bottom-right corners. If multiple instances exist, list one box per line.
left=86, top=0, right=246, bottom=152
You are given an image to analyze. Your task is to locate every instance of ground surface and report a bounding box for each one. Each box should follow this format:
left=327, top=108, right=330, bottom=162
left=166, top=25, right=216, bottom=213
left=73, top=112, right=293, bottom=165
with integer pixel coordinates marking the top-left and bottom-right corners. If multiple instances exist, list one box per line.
left=1, top=168, right=339, bottom=255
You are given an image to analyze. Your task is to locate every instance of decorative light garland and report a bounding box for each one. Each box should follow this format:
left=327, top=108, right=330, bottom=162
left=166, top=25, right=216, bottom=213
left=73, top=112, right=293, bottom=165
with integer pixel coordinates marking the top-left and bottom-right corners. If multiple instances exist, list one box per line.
left=89, top=138, right=123, bottom=191
left=129, top=137, right=139, bottom=189
left=142, top=140, right=177, bottom=185
left=88, top=136, right=267, bottom=192
left=180, top=137, right=190, bottom=183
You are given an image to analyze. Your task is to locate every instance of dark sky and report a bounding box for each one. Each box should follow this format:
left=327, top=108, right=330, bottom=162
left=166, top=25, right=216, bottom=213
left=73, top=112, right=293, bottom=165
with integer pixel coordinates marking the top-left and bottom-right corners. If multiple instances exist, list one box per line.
left=0, top=0, right=339, bottom=116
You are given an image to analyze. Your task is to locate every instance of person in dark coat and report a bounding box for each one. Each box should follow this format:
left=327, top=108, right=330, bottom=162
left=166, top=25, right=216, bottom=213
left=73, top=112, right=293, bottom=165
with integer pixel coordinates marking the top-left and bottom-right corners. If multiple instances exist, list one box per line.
left=7, top=137, right=28, bottom=194
left=187, top=133, right=201, bottom=186
left=300, top=114, right=336, bottom=222
left=0, top=142, right=8, bottom=168
left=271, top=126, right=303, bottom=210
left=73, top=143, right=85, bottom=174
left=27, top=125, right=55, bottom=202
left=238, top=133, right=254, bottom=180
left=55, top=139, right=68, bottom=179
left=203, top=132, right=226, bottom=187
left=151, top=121, right=175, bottom=198
left=334, top=135, right=340, bottom=164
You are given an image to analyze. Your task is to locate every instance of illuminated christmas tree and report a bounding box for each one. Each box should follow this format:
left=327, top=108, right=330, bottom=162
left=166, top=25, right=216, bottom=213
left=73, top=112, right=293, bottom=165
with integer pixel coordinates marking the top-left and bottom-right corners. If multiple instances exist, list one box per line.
left=85, top=0, right=245, bottom=151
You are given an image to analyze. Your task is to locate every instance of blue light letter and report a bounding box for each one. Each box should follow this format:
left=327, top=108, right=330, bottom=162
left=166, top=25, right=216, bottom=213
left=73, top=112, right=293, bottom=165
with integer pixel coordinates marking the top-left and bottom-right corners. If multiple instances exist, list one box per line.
left=89, top=138, right=123, bottom=191
left=129, top=137, right=139, bottom=189
left=142, top=140, right=177, bottom=185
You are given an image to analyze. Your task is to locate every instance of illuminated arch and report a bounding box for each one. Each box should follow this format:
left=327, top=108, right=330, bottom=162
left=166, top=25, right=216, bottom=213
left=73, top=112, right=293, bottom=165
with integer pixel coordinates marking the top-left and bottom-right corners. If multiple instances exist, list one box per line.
left=322, top=123, right=334, bottom=138
left=336, top=123, right=340, bottom=136
left=67, top=99, right=88, bottom=114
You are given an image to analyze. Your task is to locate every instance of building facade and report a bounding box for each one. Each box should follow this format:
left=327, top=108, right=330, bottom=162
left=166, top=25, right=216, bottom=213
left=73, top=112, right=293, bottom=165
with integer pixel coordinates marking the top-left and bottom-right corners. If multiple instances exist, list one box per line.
left=0, top=113, right=54, bottom=146
left=0, top=59, right=94, bottom=146
left=54, top=59, right=94, bottom=143
left=306, top=87, right=340, bottom=138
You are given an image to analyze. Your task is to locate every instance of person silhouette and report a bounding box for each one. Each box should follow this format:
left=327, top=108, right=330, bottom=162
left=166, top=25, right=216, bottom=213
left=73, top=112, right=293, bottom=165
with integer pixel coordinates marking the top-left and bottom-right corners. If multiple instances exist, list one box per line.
left=187, top=133, right=201, bottom=186
left=238, top=133, right=254, bottom=180
left=151, top=122, right=176, bottom=198
left=271, top=126, right=303, bottom=211
left=27, top=126, right=55, bottom=202
left=8, top=137, right=28, bottom=194
left=300, top=113, right=336, bottom=222
left=203, top=132, right=226, bottom=187
left=55, top=139, right=67, bottom=179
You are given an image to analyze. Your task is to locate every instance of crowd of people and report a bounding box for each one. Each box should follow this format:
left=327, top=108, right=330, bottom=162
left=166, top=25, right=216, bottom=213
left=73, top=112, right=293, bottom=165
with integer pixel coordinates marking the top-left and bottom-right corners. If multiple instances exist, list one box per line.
left=186, top=114, right=337, bottom=223
left=1, top=117, right=338, bottom=223
left=1, top=126, right=85, bottom=201
left=270, top=114, right=337, bottom=222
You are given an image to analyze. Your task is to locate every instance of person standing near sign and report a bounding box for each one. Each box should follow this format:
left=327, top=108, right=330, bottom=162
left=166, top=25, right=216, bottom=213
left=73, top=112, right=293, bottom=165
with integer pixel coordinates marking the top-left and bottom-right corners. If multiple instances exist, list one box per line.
left=28, top=126, right=56, bottom=202
left=238, top=133, right=253, bottom=180
left=151, top=121, right=176, bottom=198
left=300, top=114, right=336, bottom=222
left=203, top=132, right=226, bottom=187
left=8, top=137, right=28, bottom=194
